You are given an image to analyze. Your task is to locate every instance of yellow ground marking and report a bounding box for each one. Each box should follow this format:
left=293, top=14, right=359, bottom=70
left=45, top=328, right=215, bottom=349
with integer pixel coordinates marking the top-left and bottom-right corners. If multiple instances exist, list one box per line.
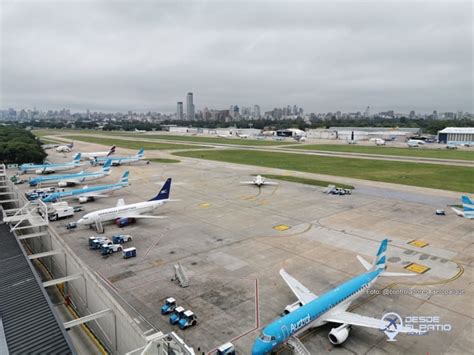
left=405, top=263, right=431, bottom=274
left=199, top=202, right=211, bottom=208
left=273, top=224, right=291, bottom=231
left=240, top=196, right=256, bottom=201
left=408, top=239, right=429, bottom=248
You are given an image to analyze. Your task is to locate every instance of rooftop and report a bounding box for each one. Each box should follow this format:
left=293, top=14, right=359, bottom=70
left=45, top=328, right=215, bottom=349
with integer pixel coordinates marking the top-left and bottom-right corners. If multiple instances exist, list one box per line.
left=438, top=127, right=474, bottom=134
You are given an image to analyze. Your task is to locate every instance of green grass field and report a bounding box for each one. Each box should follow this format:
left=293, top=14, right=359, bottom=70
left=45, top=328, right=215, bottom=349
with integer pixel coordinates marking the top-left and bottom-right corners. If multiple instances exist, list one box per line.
left=289, top=144, right=474, bottom=161
left=261, top=174, right=354, bottom=189
left=62, top=135, right=211, bottom=151
left=148, top=158, right=181, bottom=164
left=113, top=133, right=295, bottom=146
left=175, top=150, right=474, bottom=192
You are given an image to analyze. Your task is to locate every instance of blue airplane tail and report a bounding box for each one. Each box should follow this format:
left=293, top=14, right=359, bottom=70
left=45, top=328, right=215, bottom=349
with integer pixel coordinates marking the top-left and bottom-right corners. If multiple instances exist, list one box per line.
left=462, top=195, right=473, bottom=211
left=119, top=171, right=129, bottom=185
left=73, top=153, right=81, bottom=162
left=136, top=148, right=144, bottom=158
left=102, top=159, right=112, bottom=173
left=149, top=178, right=171, bottom=201
left=374, top=239, right=388, bottom=270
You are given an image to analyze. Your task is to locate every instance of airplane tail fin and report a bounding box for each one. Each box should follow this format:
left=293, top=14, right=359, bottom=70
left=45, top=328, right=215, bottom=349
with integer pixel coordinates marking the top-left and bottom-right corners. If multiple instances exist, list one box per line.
left=462, top=195, right=474, bottom=210
left=136, top=148, right=145, bottom=158
left=149, top=178, right=171, bottom=201
left=107, top=145, right=116, bottom=157
left=102, top=159, right=112, bottom=173
left=68, top=141, right=74, bottom=148
left=73, top=153, right=81, bottom=162
left=119, top=171, right=129, bottom=185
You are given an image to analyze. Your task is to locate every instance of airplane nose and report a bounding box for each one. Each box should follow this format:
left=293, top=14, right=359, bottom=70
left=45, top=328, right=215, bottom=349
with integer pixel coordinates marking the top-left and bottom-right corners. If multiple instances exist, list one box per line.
left=251, top=340, right=271, bottom=355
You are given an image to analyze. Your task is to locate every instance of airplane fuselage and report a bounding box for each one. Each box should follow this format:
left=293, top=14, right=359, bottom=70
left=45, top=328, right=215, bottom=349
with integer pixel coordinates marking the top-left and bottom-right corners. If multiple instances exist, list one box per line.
left=252, top=270, right=381, bottom=354
left=29, top=171, right=107, bottom=186
left=21, top=163, right=81, bottom=174
left=42, top=183, right=126, bottom=203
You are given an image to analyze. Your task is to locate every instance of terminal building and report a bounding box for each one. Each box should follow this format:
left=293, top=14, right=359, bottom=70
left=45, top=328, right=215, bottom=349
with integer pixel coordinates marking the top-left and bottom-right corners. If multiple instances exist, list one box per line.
left=437, top=127, right=474, bottom=145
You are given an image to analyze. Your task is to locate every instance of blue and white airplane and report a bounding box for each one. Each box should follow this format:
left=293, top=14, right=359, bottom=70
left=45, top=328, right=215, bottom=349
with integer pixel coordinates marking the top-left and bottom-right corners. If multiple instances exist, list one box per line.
left=20, top=153, right=83, bottom=174
left=29, top=159, right=112, bottom=187
left=41, top=171, right=130, bottom=203
left=451, top=195, right=474, bottom=219
left=92, top=148, right=145, bottom=166
left=252, top=239, right=424, bottom=354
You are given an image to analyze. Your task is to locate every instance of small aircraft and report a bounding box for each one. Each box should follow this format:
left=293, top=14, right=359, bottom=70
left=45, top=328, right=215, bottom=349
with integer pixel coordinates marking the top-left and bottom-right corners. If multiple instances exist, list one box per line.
left=240, top=175, right=278, bottom=187
left=29, top=159, right=112, bottom=187
left=81, top=145, right=116, bottom=161
left=41, top=170, right=129, bottom=203
left=407, top=139, right=425, bottom=147
left=218, top=134, right=232, bottom=138
left=237, top=133, right=249, bottom=139
left=451, top=195, right=474, bottom=219
left=76, top=178, right=173, bottom=227
left=42, top=143, right=59, bottom=150
left=20, top=153, right=83, bottom=174
left=92, top=148, right=145, bottom=166
left=251, top=239, right=423, bottom=354
left=369, top=138, right=386, bottom=146
left=56, top=142, right=74, bottom=153
left=135, top=128, right=147, bottom=133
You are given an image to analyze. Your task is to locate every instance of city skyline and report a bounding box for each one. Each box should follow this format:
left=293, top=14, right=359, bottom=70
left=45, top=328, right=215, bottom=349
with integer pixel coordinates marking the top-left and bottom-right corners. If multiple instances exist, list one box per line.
left=1, top=1, right=472, bottom=113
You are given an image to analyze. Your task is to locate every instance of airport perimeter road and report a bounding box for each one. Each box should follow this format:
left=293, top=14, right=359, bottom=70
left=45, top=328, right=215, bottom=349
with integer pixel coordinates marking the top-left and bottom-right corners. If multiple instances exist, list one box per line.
left=45, top=133, right=474, bottom=167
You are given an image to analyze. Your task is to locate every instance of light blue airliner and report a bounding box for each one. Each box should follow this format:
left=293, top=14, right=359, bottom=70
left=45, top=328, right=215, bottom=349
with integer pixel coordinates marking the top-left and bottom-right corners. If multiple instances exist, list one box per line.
left=451, top=195, right=474, bottom=219
left=29, top=159, right=112, bottom=187
left=41, top=171, right=129, bottom=203
left=92, top=148, right=145, bottom=166
left=20, top=153, right=83, bottom=174
left=252, top=239, right=424, bottom=354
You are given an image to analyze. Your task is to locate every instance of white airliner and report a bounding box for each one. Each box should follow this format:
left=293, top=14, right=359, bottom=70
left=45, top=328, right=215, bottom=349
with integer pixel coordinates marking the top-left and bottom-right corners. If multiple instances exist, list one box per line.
left=240, top=175, right=278, bottom=187
left=76, top=178, right=173, bottom=228
left=135, top=128, right=147, bottom=133
left=81, top=145, right=116, bottom=160
left=56, top=142, right=74, bottom=152
left=407, top=139, right=425, bottom=147
left=369, top=138, right=386, bottom=146
left=252, top=239, right=422, bottom=354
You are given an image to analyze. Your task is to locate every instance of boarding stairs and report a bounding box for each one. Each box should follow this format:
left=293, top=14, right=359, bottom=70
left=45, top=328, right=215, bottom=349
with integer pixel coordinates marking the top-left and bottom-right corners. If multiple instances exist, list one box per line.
left=287, top=336, right=311, bottom=355
left=173, top=263, right=189, bottom=288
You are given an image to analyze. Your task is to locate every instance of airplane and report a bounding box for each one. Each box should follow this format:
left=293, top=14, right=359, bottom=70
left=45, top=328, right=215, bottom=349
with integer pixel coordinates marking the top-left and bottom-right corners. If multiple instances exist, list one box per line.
left=407, top=139, right=425, bottom=147
left=41, top=143, right=59, bottom=150
left=92, top=148, right=145, bottom=166
left=20, top=153, right=83, bottom=174
left=237, top=134, right=249, bottom=139
left=369, top=138, right=386, bottom=146
left=451, top=195, right=474, bottom=219
left=293, top=135, right=306, bottom=142
left=56, top=142, right=74, bottom=153
left=41, top=170, right=129, bottom=203
left=135, top=128, right=147, bottom=133
left=240, top=175, right=278, bottom=187
left=76, top=178, right=173, bottom=227
left=28, top=159, right=112, bottom=187
left=218, top=134, right=232, bottom=138
left=80, top=145, right=116, bottom=161
left=252, top=239, right=424, bottom=354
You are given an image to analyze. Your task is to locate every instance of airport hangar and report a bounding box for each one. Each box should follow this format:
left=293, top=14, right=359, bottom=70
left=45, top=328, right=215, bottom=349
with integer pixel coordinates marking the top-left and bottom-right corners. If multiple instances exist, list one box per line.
left=1, top=141, right=473, bottom=355
left=438, top=127, right=474, bottom=145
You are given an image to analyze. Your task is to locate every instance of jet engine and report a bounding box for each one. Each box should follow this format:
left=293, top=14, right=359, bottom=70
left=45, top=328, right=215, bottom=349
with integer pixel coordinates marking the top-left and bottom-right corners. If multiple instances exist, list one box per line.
left=328, top=324, right=350, bottom=345
left=78, top=196, right=90, bottom=204
left=35, top=169, right=44, bottom=175
left=115, top=217, right=136, bottom=227
left=58, top=181, right=69, bottom=187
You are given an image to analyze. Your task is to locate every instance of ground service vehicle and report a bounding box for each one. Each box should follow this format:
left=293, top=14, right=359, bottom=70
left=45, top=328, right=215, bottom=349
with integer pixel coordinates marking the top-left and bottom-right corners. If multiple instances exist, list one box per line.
left=91, top=238, right=111, bottom=250
left=88, top=236, right=106, bottom=246
left=217, top=343, right=235, bottom=355
left=178, top=310, right=198, bottom=330
left=101, top=243, right=123, bottom=255
left=40, top=202, right=74, bottom=221
left=161, top=298, right=177, bottom=315
left=112, top=234, right=133, bottom=244
left=122, top=247, right=137, bottom=259
left=169, top=306, right=185, bottom=325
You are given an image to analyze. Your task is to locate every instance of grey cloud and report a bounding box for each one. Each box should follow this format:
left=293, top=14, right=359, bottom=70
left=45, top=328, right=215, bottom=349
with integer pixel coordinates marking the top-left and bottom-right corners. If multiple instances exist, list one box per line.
left=1, top=0, right=472, bottom=113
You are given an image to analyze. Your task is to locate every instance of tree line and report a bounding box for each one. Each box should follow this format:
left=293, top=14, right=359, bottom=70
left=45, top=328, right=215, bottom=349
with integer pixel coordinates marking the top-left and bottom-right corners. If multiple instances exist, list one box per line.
left=0, top=126, right=46, bottom=164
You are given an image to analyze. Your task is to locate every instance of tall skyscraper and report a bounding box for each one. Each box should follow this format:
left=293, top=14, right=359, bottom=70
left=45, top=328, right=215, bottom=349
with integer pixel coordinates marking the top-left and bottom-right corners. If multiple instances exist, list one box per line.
left=253, top=105, right=261, bottom=119
left=364, top=106, right=370, bottom=118
left=177, top=102, right=184, bottom=120
left=186, top=92, right=195, bottom=120
left=293, top=105, right=298, bottom=116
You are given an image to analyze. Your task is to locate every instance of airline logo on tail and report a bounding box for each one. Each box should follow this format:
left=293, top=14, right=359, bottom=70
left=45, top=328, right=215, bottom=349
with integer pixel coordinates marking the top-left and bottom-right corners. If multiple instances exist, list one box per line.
left=136, top=148, right=145, bottom=158
left=120, top=171, right=130, bottom=185
left=107, top=145, right=116, bottom=157
left=73, top=153, right=81, bottom=162
left=149, top=178, right=171, bottom=201
left=374, top=239, right=388, bottom=270
left=102, top=159, right=112, bottom=173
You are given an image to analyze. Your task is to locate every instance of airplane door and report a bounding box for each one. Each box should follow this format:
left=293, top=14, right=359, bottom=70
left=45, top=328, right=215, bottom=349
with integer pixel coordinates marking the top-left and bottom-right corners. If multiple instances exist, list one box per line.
left=281, top=325, right=290, bottom=339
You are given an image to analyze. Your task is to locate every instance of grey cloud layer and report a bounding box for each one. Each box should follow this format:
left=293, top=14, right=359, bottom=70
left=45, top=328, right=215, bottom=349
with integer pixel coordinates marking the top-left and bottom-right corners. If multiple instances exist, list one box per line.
left=1, top=1, right=472, bottom=113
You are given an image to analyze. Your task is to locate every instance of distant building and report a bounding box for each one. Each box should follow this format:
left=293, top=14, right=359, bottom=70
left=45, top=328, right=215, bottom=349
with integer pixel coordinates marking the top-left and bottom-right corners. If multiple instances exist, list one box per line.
left=433, top=110, right=438, bottom=120
left=253, top=105, right=261, bottom=119
left=186, top=93, right=195, bottom=120
left=364, top=106, right=370, bottom=118
left=177, top=102, right=183, bottom=120
left=409, top=110, right=416, bottom=119
left=438, top=127, right=474, bottom=145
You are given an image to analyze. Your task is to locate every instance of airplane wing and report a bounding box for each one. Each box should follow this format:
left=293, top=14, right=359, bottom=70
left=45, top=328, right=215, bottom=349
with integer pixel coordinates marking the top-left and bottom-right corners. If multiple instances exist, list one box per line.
left=240, top=181, right=256, bottom=185
left=76, top=193, right=110, bottom=199
left=322, top=311, right=425, bottom=334
left=120, top=214, right=167, bottom=219
left=262, top=181, right=278, bottom=185
left=279, top=269, right=318, bottom=305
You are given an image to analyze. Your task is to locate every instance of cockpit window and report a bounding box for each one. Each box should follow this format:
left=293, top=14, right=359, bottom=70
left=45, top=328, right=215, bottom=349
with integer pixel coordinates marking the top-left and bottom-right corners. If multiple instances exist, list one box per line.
left=258, top=333, right=275, bottom=342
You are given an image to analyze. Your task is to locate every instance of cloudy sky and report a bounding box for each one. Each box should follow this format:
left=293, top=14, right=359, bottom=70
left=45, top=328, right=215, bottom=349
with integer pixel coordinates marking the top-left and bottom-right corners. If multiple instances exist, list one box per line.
left=1, top=0, right=472, bottom=113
